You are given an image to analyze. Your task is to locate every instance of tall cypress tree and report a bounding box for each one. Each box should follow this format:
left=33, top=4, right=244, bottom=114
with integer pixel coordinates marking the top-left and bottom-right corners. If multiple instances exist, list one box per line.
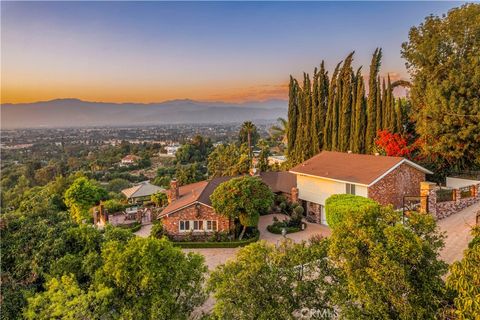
left=323, top=62, right=342, bottom=151
left=365, top=48, right=382, bottom=153
left=386, top=75, right=395, bottom=132
left=302, top=73, right=316, bottom=158
left=395, top=98, right=404, bottom=134
left=339, top=52, right=354, bottom=152
left=351, top=67, right=365, bottom=153
left=331, top=66, right=343, bottom=151
left=287, top=76, right=299, bottom=160
left=317, top=61, right=329, bottom=150
left=376, top=77, right=384, bottom=132
left=311, top=69, right=320, bottom=155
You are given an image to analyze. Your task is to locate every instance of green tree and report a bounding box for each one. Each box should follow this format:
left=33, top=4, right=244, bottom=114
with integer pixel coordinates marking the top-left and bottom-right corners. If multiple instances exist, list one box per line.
left=207, top=143, right=250, bottom=178
left=98, top=237, right=207, bottom=319
left=366, top=48, right=382, bottom=153
left=208, top=239, right=334, bottom=320
left=338, top=52, right=355, bottom=152
left=64, top=177, right=108, bottom=223
left=210, top=176, right=274, bottom=239
left=401, top=3, right=480, bottom=170
left=287, top=77, right=299, bottom=160
left=238, top=121, right=259, bottom=157
left=151, top=191, right=168, bottom=207
left=352, top=68, right=367, bottom=153
left=24, top=275, right=114, bottom=320
left=269, top=117, right=288, bottom=146
left=323, top=61, right=342, bottom=151
left=446, top=226, right=480, bottom=319
left=328, top=195, right=448, bottom=319
left=175, top=135, right=213, bottom=165
left=106, top=178, right=131, bottom=193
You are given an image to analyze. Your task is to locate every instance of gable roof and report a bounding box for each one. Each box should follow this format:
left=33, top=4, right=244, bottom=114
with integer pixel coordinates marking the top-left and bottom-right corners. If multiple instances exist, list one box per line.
left=160, top=172, right=297, bottom=217
left=290, top=151, right=432, bottom=187
left=121, top=181, right=166, bottom=199
left=121, top=154, right=140, bottom=162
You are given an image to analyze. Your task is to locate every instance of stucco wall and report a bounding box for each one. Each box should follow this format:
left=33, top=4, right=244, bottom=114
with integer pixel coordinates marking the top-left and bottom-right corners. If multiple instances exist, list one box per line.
left=368, top=163, right=425, bottom=209
left=161, top=203, right=230, bottom=240
left=296, top=174, right=368, bottom=207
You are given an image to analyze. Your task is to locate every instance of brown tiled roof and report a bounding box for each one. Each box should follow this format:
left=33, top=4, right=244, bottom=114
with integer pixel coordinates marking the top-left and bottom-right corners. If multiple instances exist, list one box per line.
left=160, top=172, right=296, bottom=216
left=290, top=151, right=432, bottom=186
left=160, top=181, right=209, bottom=216
left=259, top=171, right=296, bottom=193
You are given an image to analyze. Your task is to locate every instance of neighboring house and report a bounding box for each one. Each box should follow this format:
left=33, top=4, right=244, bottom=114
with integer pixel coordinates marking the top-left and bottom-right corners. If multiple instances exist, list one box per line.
left=159, top=172, right=296, bottom=240
left=121, top=181, right=166, bottom=204
left=165, top=145, right=181, bottom=156
left=268, top=155, right=287, bottom=166
left=120, top=154, right=141, bottom=166
left=290, top=151, right=432, bottom=224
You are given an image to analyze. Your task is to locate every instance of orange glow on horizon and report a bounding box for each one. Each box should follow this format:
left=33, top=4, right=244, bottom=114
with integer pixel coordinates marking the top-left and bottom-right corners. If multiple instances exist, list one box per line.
left=1, top=82, right=289, bottom=104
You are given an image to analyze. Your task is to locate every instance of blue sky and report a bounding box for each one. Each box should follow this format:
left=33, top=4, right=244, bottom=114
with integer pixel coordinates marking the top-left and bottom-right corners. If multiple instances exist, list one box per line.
left=1, top=1, right=465, bottom=103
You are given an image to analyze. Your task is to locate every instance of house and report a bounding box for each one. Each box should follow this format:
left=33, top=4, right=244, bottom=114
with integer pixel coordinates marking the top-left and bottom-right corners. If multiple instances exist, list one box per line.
left=158, top=172, right=296, bottom=240
left=268, top=155, right=287, bottom=166
left=165, top=144, right=181, bottom=156
left=289, top=151, right=432, bottom=224
left=120, top=154, right=141, bottom=166
left=121, top=181, right=166, bottom=204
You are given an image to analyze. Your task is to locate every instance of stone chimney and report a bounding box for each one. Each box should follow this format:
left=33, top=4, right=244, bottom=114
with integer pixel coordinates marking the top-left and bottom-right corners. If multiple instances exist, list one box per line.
left=291, top=187, right=299, bottom=204
left=168, top=179, right=179, bottom=203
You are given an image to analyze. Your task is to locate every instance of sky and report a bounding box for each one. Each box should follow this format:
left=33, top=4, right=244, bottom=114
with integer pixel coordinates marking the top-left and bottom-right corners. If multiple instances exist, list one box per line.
left=1, top=1, right=465, bottom=104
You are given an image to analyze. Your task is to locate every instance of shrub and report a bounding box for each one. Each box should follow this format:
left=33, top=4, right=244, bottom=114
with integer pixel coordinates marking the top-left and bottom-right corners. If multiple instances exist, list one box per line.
left=325, top=194, right=380, bottom=229
left=267, top=221, right=301, bottom=234
left=293, top=205, right=304, bottom=216
left=102, top=199, right=126, bottom=213
left=150, top=221, right=165, bottom=239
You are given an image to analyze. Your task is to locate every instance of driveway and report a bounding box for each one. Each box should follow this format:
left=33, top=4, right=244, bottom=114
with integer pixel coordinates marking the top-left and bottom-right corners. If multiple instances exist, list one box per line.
left=437, top=201, right=479, bottom=264
left=184, top=214, right=331, bottom=270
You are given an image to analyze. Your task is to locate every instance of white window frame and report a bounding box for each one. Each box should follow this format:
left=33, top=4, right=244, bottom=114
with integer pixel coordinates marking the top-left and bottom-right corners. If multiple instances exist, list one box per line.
left=346, top=183, right=356, bottom=195
left=179, top=220, right=218, bottom=232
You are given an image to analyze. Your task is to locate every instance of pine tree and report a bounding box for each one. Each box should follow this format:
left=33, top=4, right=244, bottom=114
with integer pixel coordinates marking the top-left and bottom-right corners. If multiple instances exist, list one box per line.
left=365, top=48, right=382, bottom=153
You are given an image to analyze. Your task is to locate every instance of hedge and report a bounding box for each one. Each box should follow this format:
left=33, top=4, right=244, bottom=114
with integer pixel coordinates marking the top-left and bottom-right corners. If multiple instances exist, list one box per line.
left=325, top=194, right=380, bottom=229
left=267, top=224, right=301, bottom=234
left=172, top=233, right=259, bottom=249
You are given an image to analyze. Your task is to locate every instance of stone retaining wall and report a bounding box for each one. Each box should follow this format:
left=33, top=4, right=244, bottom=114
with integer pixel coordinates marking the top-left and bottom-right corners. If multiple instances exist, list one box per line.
left=420, top=182, right=480, bottom=220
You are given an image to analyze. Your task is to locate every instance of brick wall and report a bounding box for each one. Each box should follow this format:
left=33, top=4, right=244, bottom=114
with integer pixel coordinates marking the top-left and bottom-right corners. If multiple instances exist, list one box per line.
left=161, top=202, right=230, bottom=240
left=368, top=163, right=426, bottom=209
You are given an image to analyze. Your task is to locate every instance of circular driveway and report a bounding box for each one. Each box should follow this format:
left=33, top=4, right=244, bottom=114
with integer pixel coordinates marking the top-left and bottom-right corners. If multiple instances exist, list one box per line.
left=184, top=213, right=331, bottom=270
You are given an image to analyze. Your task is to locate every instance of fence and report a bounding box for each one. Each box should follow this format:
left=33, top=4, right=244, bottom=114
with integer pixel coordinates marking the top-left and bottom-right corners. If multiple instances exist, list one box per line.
left=421, top=182, right=480, bottom=220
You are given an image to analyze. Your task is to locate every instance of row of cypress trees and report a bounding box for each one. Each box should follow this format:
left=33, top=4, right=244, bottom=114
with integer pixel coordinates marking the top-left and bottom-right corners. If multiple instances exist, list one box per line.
left=287, top=49, right=405, bottom=165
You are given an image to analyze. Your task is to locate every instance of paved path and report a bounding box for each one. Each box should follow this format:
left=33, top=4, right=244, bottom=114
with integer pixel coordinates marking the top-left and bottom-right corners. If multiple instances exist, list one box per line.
left=437, top=201, right=479, bottom=264
left=134, top=223, right=153, bottom=238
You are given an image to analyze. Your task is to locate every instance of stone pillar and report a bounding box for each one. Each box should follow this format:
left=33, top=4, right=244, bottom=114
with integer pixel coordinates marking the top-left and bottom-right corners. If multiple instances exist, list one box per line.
left=168, top=179, right=179, bottom=203
left=291, top=187, right=299, bottom=204
left=454, top=188, right=462, bottom=202
left=420, top=182, right=436, bottom=215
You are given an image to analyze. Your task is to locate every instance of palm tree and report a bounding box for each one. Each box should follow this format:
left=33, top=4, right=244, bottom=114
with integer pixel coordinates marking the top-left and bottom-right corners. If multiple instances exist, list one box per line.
left=239, top=121, right=257, bottom=158
left=269, top=117, right=288, bottom=145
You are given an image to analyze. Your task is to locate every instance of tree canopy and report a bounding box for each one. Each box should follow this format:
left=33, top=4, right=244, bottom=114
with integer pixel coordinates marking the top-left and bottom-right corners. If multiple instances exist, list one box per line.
left=64, top=177, right=108, bottom=223
left=210, top=176, right=274, bottom=239
left=401, top=3, right=480, bottom=171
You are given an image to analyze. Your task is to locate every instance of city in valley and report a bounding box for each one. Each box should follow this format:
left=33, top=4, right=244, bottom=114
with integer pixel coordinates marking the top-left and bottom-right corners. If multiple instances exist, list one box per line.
left=1, top=2, right=479, bottom=319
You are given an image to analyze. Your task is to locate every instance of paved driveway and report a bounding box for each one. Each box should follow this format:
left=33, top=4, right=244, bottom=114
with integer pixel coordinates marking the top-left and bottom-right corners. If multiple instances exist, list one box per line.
left=437, top=201, right=479, bottom=264
left=184, top=214, right=331, bottom=270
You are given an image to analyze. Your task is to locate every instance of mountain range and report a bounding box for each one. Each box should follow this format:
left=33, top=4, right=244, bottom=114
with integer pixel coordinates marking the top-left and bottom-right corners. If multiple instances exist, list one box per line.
left=0, top=98, right=288, bottom=129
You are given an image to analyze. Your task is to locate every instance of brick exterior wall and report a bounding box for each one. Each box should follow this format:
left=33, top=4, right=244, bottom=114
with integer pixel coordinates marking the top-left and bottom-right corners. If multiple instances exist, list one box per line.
left=368, top=163, right=426, bottom=209
left=306, top=201, right=322, bottom=224
left=161, top=203, right=230, bottom=240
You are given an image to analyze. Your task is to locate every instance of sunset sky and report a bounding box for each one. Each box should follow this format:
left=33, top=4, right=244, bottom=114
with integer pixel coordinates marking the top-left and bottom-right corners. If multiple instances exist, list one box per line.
left=1, top=1, right=463, bottom=104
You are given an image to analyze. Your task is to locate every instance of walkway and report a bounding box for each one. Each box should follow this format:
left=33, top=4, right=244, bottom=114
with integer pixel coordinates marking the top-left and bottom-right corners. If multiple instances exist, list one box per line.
left=134, top=223, right=153, bottom=237
left=437, top=201, right=479, bottom=264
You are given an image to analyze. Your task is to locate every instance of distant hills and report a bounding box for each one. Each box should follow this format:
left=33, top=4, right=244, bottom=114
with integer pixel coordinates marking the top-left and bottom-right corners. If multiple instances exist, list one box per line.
left=0, top=98, right=288, bottom=129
